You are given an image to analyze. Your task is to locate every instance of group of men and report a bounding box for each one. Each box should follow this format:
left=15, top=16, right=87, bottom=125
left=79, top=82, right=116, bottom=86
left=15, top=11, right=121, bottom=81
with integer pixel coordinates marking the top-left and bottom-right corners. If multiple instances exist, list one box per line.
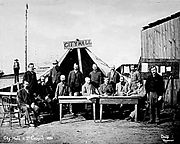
left=17, top=60, right=164, bottom=127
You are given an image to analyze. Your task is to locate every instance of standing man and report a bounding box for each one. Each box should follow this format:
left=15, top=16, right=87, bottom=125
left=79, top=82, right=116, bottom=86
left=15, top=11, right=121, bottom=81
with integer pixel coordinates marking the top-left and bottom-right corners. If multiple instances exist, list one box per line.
left=49, top=60, right=61, bottom=92
left=129, top=65, right=141, bottom=92
left=13, top=59, right=20, bottom=83
left=23, top=63, right=38, bottom=97
left=145, top=66, right=164, bottom=124
left=68, top=63, right=83, bottom=96
left=68, top=63, right=83, bottom=115
left=53, top=75, right=69, bottom=117
left=89, top=64, right=103, bottom=90
left=107, top=65, right=120, bottom=92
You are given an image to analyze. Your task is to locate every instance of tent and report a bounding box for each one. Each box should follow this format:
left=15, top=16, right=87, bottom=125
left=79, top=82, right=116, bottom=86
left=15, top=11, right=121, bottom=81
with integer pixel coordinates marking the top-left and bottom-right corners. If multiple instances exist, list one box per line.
left=40, top=48, right=110, bottom=80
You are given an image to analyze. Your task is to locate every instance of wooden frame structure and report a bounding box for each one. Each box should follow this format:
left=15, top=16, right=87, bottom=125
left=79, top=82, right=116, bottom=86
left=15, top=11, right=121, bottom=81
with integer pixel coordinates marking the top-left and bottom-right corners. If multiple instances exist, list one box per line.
left=99, top=96, right=142, bottom=122
left=58, top=96, right=97, bottom=123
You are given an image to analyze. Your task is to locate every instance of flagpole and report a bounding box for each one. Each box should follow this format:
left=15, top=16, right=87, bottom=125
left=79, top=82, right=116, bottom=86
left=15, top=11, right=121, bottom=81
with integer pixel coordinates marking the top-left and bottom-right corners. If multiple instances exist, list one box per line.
left=25, top=4, right=28, bottom=72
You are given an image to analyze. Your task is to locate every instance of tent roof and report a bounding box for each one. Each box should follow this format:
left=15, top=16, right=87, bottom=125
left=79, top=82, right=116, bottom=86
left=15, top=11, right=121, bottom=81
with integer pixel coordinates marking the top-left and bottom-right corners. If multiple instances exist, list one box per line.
left=39, top=47, right=110, bottom=79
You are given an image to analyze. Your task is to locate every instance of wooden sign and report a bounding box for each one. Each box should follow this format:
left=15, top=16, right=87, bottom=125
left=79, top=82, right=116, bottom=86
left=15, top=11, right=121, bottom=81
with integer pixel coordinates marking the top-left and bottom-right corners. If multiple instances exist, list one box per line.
left=63, top=39, right=92, bottom=49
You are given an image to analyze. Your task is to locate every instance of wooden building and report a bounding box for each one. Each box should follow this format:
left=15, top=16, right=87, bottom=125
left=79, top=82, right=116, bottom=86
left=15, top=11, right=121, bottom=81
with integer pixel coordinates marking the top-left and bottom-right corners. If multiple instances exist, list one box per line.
left=140, top=11, right=180, bottom=106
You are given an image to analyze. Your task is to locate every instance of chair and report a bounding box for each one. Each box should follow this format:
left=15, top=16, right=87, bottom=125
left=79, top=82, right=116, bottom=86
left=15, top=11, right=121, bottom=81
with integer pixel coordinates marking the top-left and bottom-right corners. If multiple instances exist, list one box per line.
left=1, top=96, right=21, bottom=128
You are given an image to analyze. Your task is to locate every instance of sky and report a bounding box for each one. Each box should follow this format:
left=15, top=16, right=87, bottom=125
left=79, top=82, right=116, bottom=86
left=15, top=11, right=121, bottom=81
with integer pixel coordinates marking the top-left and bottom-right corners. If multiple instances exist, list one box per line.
left=0, top=0, right=180, bottom=74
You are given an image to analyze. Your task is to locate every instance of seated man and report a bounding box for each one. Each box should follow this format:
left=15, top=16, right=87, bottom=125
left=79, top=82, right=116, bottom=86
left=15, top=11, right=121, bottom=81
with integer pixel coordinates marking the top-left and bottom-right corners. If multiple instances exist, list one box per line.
left=99, top=77, right=114, bottom=96
left=82, top=77, right=99, bottom=116
left=36, top=76, right=54, bottom=113
left=17, top=81, right=40, bottom=127
left=125, top=80, right=146, bottom=121
left=127, top=80, right=145, bottom=96
left=82, top=77, right=99, bottom=96
left=115, top=76, right=129, bottom=96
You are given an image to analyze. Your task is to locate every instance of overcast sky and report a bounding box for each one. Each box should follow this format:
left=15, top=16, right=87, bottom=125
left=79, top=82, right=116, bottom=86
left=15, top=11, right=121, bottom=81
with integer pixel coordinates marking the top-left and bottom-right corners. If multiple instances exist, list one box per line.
left=0, top=0, right=180, bottom=74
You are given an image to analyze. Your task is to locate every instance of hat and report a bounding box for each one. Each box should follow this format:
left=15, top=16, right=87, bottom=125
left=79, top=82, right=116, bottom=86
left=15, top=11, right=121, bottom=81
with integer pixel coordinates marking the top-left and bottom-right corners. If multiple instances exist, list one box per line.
left=52, top=60, right=58, bottom=64
left=110, top=65, right=115, bottom=69
left=14, top=59, right=18, bottom=61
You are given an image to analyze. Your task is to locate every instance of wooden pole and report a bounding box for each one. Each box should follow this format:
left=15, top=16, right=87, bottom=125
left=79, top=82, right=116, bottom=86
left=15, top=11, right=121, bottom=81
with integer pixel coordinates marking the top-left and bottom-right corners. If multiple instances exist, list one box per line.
left=171, top=77, right=174, bottom=106
left=25, top=4, right=28, bottom=72
left=77, top=48, right=83, bottom=73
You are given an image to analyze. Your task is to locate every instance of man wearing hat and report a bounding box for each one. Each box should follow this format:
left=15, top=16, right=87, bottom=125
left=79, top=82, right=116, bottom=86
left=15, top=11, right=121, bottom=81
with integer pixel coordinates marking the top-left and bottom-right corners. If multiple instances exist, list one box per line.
left=107, top=65, right=120, bottom=92
left=49, top=60, right=61, bottom=92
left=13, top=59, right=20, bottom=83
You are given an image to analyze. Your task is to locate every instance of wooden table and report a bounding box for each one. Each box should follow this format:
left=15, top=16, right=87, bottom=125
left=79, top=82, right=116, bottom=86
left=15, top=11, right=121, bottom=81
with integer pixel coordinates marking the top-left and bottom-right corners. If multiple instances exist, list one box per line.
left=99, top=95, right=142, bottom=122
left=58, top=96, right=98, bottom=123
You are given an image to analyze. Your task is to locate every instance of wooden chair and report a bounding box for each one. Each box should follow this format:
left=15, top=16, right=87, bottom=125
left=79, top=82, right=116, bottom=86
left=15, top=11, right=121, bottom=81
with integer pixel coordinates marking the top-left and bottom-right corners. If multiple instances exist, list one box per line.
left=1, top=96, right=21, bottom=128
left=0, top=82, right=25, bottom=128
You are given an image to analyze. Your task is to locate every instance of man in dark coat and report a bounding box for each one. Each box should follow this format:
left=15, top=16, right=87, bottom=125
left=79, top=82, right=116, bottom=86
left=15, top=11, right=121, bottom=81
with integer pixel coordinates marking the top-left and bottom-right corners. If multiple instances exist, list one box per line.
left=36, top=76, right=53, bottom=113
left=107, top=65, right=120, bottom=92
left=17, top=81, right=39, bottom=127
left=49, top=60, right=61, bottom=92
left=68, top=63, right=83, bottom=96
left=145, top=65, right=164, bottom=124
left=68, top=63, right=83, bottom=115
left=13, top=59, right=20, bottom=83
left=23, top=63, right=38, bottom=96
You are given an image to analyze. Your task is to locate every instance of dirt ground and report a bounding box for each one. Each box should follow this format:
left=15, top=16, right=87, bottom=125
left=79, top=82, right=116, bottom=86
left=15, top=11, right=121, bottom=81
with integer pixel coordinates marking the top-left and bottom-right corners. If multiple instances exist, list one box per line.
left=0, top=113, right=179, bottom=144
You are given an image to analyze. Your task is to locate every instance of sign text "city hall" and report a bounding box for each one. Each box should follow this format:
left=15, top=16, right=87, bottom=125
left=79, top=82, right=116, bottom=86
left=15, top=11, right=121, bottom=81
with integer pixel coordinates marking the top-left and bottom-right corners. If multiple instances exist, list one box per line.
left=63, top=39, right=92, bottom=49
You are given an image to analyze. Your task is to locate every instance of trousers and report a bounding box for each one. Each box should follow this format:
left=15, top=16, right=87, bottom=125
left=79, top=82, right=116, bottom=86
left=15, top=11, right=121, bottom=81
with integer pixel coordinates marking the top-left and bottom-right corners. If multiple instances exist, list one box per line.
left=148, top=92, right=160, bottom=122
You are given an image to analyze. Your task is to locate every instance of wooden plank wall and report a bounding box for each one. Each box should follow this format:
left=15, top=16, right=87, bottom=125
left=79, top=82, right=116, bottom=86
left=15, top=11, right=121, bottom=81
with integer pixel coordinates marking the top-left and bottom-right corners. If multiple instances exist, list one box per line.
left=141, top=17, right=180, bottom=59
left=141, top=16, right=180, bottom=105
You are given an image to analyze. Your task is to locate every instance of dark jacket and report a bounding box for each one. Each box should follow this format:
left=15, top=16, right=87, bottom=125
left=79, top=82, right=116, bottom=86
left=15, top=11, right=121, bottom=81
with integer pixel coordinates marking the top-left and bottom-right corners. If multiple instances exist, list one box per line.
left=49, top=65, right=61, bottom=84
left=23, top=71, right=38, bottom=94
left=107, top=71, right=120, bottom=84
left=37, top=83, right=53, bottom=99
left=68, top=70, right=83, bottom=92
left=145, top=73, right=164, bottom=96
left=17, top=88, right=34, bottom=107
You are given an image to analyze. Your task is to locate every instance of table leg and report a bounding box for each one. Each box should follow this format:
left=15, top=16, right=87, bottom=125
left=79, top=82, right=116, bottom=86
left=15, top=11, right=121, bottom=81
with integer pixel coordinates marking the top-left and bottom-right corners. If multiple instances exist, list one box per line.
left=135, top=104, right=137, bottom=122
left=93, top=103, right=96, bottom=122
left=100, top=104, right=103, bottom=122
left=59, top=103, right=62, bottom=123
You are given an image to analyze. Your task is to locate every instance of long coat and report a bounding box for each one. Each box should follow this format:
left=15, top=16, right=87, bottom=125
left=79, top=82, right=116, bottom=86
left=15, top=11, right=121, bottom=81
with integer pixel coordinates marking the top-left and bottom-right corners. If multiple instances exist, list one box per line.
left=23, top=71, right=38, bottom=94
left=68, top=70, right=83, bottom=93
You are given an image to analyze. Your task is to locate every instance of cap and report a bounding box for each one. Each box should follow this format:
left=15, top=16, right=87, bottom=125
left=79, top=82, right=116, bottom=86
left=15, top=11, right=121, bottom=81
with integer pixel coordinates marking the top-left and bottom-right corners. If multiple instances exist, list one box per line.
left=14, top=59, right=18, bottom=61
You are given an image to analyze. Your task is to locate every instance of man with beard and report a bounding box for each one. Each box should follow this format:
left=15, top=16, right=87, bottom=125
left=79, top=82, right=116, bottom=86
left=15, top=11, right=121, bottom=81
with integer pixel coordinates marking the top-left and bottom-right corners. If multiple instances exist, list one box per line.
left=89, top=64, right=103, bottom=90
left=36, top=76, right=53, bottom=113
left=115, top=76, right=129, bottom=96
left=145, top=66, right=164, bottom=124
left=17, top=81, right=40, bottom=127
left=107, top=65, right=120, bottom=92
left=23, top=63, right=38, bottom=98
left=68, top=63, right=83, bottom=116
left=53, top=75, right=69, bottom=117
